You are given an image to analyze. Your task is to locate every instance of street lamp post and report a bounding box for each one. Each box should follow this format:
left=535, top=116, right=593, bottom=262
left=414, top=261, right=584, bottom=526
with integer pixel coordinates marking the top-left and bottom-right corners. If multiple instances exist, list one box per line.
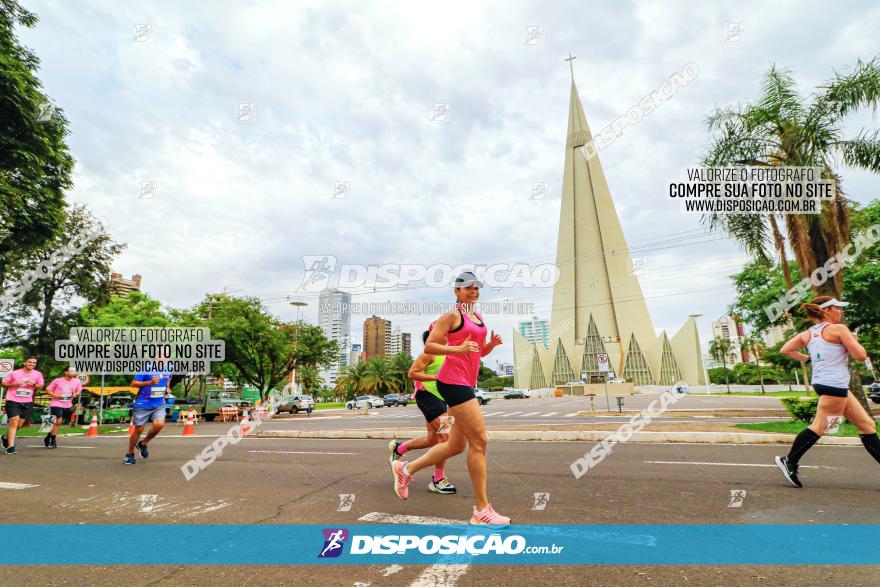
left=289, top=301, right=309, bottom=393
left=689, top=314, right=712, bottom=395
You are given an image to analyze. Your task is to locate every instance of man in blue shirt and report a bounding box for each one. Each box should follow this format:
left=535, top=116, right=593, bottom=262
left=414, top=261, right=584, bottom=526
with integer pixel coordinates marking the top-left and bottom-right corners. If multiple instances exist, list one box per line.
left=124, top=363, right=173, bottom=465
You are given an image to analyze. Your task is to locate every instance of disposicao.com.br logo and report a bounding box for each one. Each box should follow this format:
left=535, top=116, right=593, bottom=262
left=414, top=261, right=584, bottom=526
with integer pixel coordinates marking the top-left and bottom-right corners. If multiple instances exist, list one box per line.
left=318, top=528, right=562, bottom=557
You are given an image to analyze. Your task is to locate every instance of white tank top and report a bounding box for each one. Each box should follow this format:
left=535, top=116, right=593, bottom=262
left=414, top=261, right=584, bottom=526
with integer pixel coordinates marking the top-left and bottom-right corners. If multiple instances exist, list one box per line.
left=807, top=322, right=851, bottom=388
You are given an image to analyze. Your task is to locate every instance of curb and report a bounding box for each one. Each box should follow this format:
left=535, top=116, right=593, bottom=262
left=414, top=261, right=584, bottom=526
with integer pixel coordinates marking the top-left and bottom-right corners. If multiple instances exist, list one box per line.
left=252, top=429, right=863, bottom=445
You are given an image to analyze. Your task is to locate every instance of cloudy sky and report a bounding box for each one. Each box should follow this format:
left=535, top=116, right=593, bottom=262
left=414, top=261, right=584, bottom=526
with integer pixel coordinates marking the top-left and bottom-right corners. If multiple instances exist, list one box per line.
left=20, top=0, right=880, bottom=364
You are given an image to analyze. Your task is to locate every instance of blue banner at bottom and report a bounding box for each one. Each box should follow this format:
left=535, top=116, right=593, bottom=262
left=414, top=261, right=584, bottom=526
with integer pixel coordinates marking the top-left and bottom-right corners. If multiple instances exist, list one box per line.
left=1, top=524, right=877, bottom=565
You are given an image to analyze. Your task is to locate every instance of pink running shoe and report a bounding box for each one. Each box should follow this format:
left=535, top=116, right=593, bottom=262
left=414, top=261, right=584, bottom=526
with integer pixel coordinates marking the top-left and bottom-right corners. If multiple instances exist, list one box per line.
left=470, top=503, right=511, bottom=527
left=392, top=461, right=412, bottom=500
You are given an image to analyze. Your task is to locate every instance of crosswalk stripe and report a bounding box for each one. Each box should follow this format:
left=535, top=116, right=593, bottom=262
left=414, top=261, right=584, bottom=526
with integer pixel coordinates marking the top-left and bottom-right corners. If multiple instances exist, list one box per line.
left=563, top=412, right=580, bottom=417
left=497, top=412, right=521, bottom=417
left=519, top=412, right=541, bottom=417
left=541, top=412, right=558, bottom=417
left=482, top=412, right=504, bottom=417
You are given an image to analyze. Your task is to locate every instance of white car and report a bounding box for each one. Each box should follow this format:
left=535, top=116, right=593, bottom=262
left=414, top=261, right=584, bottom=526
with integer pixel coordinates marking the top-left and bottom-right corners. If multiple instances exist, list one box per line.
left=474, top=389, right=491, bottom=405
left=346, top=395, right=384, bottom=410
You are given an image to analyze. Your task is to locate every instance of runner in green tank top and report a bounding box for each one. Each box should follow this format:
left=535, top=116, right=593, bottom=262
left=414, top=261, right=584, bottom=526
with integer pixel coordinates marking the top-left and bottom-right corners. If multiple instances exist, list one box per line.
left=387, top=326, right=456, bottom=494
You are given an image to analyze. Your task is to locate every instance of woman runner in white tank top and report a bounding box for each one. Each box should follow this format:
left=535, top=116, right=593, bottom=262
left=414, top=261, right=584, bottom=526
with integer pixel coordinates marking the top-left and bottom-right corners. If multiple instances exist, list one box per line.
left=775, top=296, right=879, bottom=488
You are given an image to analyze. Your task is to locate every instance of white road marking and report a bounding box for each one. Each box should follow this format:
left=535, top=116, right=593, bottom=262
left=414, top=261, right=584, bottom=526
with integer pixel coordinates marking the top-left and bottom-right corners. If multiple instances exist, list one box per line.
left=358, top=513, right=469, bottom=586
left=563, top=412, right=580, bottom=417
left=358, top=512, right=463, bottom=525
left=497, top=412, right=521, bottom=417
left=481, top=412, right=504, bottom=417
left=541, top=412, right=559, bottom=417
left=643, top=460, right=840, bottom=469
left=381, top=564, right=403, bottom=577
left=519, top=412, right=541, bottom=417
left=56, top=445, right=96, bottom=449
left=0, top=482, right=39, bottom=489
left=411, top=565, right=470, bottom=586
left=248, top=450, right=358, bottom=455
left=138, top=494, right=159, bottom=513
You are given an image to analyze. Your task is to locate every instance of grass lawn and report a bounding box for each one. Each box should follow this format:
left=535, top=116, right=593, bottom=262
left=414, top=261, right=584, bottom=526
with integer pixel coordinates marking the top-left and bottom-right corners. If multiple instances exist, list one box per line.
left=315, top=402, right=346, bottom=410
left=736, top=420, right=863, bottom=437
left=10, top=424, right=128, bottom=437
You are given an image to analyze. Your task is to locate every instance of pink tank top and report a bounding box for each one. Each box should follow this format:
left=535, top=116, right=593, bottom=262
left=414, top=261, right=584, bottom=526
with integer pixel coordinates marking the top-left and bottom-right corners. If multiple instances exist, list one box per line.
left=437, top=310, right=486, bottom=387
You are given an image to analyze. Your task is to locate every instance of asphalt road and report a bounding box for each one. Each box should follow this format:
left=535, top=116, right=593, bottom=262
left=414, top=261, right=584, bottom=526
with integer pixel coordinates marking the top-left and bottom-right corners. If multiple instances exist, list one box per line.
left=263, top=395, right=789, bottom=431
left=2, top=431, right=879, bottom=585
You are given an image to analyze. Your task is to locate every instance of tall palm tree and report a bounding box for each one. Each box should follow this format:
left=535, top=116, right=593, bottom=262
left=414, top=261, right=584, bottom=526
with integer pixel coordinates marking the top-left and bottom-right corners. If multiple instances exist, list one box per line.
left=709, top=336, right=733, bottom=393
left=703, top=57, right=880, bottom=295
left=740, top=334, right=766, bottom=394
left=335, top=361, right=368, bottom=400
left=363, top=357, right=400, bottom=396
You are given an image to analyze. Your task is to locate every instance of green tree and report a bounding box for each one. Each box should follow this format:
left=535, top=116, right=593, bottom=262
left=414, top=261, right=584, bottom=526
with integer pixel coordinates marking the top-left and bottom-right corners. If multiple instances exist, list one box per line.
left=2, top=205, right=124, bottom=356
left=740, top=334, right=766, bottom=393
left=363, top=357, right=399, bottom=396
left=702, top=57, right=880, bottom=298
left=295, top=364, right=324, bottom=395
left=336, top=361, right=368, bottom=400
left=389, top=352, right=414, bottom=395
left=708, top=336, right=732, bottom=393
left=0, top=1, right=75, bottom=287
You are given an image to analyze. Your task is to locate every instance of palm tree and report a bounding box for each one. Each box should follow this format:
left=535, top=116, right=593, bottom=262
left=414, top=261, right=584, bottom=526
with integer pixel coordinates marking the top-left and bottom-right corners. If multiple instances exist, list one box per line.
left=295, top=365, right=323, bottom=395
left=363, top=357, right=400, bottom=396
left=709, top=336, right=733, bottom=393
left=703, top=57, right=880, bottom=295
left=335, top=361, right=367, bottom=400
left=389, top=352, right=414, bottom=395
left=741, top=334, right=766, bottom=394
left=703, top=57, right=880, bottom=409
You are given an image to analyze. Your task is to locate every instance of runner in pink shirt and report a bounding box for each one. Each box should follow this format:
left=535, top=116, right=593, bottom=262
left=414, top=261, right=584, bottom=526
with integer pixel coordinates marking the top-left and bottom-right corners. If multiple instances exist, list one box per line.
left=44, top=366, right=83, bottom=449
left=390, top=271, right=509, bottom=526
left=1, top=356, right=45, bottom=454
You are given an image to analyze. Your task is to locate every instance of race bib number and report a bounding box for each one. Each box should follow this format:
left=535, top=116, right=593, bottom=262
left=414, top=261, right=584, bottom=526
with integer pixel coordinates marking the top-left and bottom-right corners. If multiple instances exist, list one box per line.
left=60, top=394, right=71, bottom=399
left=15, top=388, right=31, bottom=398
left=150, top=386, right=166, bottom=399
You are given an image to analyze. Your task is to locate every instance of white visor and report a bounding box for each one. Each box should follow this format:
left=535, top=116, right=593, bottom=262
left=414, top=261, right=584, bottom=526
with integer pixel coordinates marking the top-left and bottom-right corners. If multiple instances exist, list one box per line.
left=819, top=298, right=849, bottom=309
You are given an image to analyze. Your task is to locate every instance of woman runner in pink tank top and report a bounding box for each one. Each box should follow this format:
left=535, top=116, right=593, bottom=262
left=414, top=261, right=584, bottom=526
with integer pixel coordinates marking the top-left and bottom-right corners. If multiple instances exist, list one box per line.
left=389, top=271, right=510, bottom=526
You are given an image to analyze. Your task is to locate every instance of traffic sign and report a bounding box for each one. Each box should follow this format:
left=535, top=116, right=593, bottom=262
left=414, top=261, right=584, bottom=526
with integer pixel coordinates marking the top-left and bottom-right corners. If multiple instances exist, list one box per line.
left=596, top=353, right=609, bottom=373
left=0, top=359, right=14, bottom=379
left=77, top=373, right=91, bottom=386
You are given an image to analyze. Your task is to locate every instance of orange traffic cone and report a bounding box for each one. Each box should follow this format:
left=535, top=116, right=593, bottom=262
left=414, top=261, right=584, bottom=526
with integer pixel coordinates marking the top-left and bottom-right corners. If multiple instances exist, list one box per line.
left=181, top=413, right=195, bottom=436
left=87, top=414, right=99, bottom=437
left=240, top=412, right=250, bottom=436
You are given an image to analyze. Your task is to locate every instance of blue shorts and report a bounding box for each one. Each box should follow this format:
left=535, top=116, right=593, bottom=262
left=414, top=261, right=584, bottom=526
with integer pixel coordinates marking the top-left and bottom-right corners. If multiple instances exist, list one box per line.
left=132, top=406, right=166, bottom=426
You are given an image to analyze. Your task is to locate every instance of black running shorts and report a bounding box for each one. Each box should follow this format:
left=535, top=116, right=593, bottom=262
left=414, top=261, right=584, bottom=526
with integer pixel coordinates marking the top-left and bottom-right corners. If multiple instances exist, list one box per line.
left=50, top=406, right=73, bottom=421
left=4, top=400, right=33, bottom=420
left=813, top=383, right=849, bottom=398
left=436, top=381, right=476, bottom=407
left=415, top=390, right=448, bottom=424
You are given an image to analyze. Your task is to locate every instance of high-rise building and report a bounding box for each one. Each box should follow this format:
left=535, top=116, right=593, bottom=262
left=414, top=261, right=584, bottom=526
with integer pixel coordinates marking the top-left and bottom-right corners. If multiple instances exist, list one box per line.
left=318, top=289, right=351, bottom=387
left=512, top=75, right=705, bottom=389
left=496, top=362, right=515, bottom=377
left=386, top=327, right=412, bottom=357
left=364, top=315, right=391, bottom=361
left=761, top=324, right=789, bottom=348
left=712, top=316, right=747, bottom=366
left=387, top=327, right=412, bottom=357
left=109, top=273, right=142, bottom=296
left=518, top=316, right=550, bottom=348
left=349, top=343, right=362, bottom=366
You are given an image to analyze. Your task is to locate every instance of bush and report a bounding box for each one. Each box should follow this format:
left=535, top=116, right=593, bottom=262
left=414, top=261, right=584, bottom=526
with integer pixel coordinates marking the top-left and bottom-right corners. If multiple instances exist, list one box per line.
left=780, top=397, right=818, bottom=423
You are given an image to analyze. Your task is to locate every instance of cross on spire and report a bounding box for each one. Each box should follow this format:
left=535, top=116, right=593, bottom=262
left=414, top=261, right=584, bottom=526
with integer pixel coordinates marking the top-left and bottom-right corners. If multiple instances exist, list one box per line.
left=565, top=52, right=576, bottom=81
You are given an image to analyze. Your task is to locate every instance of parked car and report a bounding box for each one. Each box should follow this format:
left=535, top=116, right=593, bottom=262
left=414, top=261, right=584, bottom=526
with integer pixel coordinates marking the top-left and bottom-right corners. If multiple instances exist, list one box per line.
left=277, top=395, right=315, bottom=414
left=474, top=389, right=491, bottom=405
left=83, top=396, right=134, bottom=424
left=346, top=395, right=384, bottom=410
left=383, top=394, right=409, bottom=407
left=504, top=390, right=525, bottom=399
left=868, top=382, right=880, bottom=404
